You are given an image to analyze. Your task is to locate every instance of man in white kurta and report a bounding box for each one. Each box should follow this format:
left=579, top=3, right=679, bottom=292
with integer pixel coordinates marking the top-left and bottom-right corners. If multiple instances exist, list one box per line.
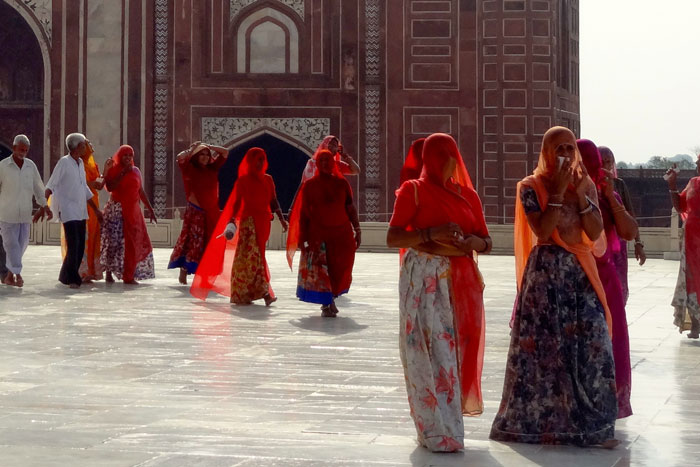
left=0, top=135, right=51, bottom=287
left=45, top=133, right=100, bottom=288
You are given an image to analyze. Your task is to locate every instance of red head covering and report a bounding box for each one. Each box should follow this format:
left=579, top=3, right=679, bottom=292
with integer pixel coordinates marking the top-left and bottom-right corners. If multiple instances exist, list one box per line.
left=399, top=138, right=425, bottom=185
left=420, top=133, right=474, bottom=191
left=105, top=145, right=136, bottom=193
left=237, top=146, right=268, bottom=179
left=577, top=139, right=605, bottom=186
left=190, top=147, right=276, bottom=300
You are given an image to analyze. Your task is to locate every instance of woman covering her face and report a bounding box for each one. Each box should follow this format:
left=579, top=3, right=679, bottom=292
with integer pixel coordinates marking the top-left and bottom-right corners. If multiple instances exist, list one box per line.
left=100, top=145, right=157, bottom=284
left=387, top=132, right=492, bottom=452
left=490, top=126, right=619, bottom=447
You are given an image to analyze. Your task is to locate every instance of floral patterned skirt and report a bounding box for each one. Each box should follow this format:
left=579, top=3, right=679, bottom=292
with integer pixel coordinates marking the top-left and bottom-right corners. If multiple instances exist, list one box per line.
left=399, top=249, right=464, bottom=452
left=168, top=203, right=206, bottom=274
left=672, top=229, right=700, bottom=332
left=490, top=245, right=617, bottom=446
left=230, top=217, right=269, bottom=304
left=100, top=200, right=155, bottom=281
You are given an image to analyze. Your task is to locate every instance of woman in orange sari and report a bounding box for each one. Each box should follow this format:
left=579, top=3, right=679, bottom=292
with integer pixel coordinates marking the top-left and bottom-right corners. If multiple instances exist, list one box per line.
left=287, top=149, right=361, bottom=317
left=100, top=145, right=157, bottom=284
left=490, top=127, right=618, bottom=447
left=387, top=133, right=491, bottom=452
left=190, top=147, right=287, bottom=305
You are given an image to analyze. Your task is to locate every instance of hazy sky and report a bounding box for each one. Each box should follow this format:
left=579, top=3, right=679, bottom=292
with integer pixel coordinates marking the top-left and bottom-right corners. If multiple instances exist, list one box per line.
left=579, top=0, right=700, bottom=164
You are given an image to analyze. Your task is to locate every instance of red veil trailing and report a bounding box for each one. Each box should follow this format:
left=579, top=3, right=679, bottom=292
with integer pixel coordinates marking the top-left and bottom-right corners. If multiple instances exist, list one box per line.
left=391, top=133, right=486, bottom=415
left=104, top=145, right=152, bottom=273
left=190, top=147, right=276, bottom=300
left=399, top=138, right=426, bottom=185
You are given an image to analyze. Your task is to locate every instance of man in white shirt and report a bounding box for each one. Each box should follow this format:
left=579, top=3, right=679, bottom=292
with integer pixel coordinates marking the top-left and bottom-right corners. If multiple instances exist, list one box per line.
left=45, top=133, right=102, bottom=288
left=0, top=134, right=51, bottom=287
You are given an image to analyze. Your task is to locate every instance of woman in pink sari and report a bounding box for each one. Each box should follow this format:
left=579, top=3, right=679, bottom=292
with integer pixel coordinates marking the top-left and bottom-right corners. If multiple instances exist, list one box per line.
left=387, top=133, right=491, bottom=452
left=578, top=138, right=638, bottom=418
left=100, top=145, right=157, bottom=284
left=667, top=156, right=700, bottom=338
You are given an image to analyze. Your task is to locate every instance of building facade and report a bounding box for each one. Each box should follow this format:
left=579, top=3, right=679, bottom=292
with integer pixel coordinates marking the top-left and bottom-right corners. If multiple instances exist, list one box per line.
left=0, top=0, right=581, bottom=225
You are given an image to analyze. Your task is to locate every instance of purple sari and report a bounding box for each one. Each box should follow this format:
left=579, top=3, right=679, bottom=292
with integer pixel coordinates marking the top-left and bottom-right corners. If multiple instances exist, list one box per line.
left=578, top=139, right=633, bottom=419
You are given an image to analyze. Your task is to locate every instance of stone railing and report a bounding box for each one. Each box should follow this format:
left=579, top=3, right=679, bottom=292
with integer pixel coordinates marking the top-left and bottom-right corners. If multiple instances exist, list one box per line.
left=28, top=209, right=683, bottom=260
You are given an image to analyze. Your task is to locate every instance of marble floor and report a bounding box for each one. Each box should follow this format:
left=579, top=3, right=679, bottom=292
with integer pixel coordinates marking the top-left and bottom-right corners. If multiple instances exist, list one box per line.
left=0, top=246, right=698, bottom=467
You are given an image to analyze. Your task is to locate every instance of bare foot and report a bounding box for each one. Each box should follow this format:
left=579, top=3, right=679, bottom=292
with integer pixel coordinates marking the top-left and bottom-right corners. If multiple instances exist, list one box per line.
left=105, top=271, right=114, bottom=283
left=14, top=274, right=23, bottom=288
left=69, top=283, right=80, bottom=289
left=329, top=302, right=339, bottom=316
left=263, top=294, right=277, bottom=307
left=321, top=305, right=335, bottom=318
left=2, top=273, right=15, bottom=286
left=600, top=439, right=620, bottom=449
left=178, top=268, right=188, bottom=285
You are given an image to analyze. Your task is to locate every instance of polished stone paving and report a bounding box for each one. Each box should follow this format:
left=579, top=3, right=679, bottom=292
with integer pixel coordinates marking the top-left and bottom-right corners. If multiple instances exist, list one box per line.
left=0, top=246, right=698, bottom=466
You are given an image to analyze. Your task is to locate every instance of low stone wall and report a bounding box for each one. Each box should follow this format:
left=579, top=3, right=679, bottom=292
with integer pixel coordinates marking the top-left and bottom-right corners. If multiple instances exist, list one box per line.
left=29, top=216, right=681, bottom=260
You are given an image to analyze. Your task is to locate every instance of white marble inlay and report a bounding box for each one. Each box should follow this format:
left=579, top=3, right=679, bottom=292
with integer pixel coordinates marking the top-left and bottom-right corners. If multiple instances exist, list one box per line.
left=202, top=117, right=330, bottom=151
left=230, top=0, right=304, bottom=21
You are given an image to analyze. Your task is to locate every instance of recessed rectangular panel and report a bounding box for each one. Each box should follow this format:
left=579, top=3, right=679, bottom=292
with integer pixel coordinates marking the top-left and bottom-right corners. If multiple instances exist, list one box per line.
left=411, top=63, right=451, bottom=82
left=412, top=20, right=451, bottom=38
left=411, top=114, right=452, bottom=134
left=411, top=1, right=452, bottom=13
left=412, top=45, right=452, bottom=57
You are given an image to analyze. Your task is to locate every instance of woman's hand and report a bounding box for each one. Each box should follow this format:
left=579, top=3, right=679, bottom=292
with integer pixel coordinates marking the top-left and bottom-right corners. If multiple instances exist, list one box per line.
left=551, top=158, right=573, bottom=197
left=104, top=159, right=115, bottom=172
left=147, top=208, right=157, bottom=224
left=574, top=163, right=592, bottom=198
left=453, top=234, right=484, bottom=255
left=665, top=164, right=678, bottom=189
left=429, top=222, right=463, bottom=244
left=354, top=229, right=362, bottom=249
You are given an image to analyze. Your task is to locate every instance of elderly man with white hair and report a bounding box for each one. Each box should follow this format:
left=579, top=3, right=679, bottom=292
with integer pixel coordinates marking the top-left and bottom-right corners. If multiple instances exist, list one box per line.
left=0, top=134, right=52, bottom=287
left=45, top=133, right=102, bottom=289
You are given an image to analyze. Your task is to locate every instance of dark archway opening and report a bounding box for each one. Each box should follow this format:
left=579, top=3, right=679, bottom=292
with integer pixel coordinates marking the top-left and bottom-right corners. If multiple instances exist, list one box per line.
left=219, top=133, right=310, bottom=212
left=0, top=143, right=11, bottom=161
left=0, top=2, right=45, bottom=174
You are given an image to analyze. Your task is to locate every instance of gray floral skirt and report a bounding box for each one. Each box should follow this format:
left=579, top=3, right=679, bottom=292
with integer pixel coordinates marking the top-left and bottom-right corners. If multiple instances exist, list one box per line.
left=490, top=245, right=617, bottom=446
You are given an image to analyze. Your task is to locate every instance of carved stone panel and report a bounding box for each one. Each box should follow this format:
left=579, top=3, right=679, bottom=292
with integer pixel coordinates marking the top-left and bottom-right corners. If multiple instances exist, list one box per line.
left=201, top=117, right=331, bottom=151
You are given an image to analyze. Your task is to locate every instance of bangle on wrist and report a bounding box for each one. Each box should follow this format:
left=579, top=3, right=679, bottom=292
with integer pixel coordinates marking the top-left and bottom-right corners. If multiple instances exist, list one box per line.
left=669, top=189, right=679, bottom=194
left=579, top=203, right=594, bottom=215
left=612, top=205, right=626, bottom=213
left=635, top=240, right=644, bottom=247
left=548, top=203, right=563, bottom=208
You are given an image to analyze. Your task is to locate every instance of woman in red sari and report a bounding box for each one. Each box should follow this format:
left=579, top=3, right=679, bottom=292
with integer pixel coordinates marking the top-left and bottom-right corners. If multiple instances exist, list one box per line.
left=399, top=138, right=426, bottom=185
left=100, top=145, right=157, bottom=284
left=387, top=133, right=491, bottom=452
left=667, top=156, right=700, bottom=338
left=190, top=147, right=287, bottom=305
left=168, top=141, right=228, bottom=284
left=287, top=149, right=361, bottom=317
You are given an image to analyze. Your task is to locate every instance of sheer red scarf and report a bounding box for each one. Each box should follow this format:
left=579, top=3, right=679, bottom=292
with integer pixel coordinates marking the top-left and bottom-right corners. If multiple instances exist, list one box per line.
left=190, top=147, right=275, bottom=300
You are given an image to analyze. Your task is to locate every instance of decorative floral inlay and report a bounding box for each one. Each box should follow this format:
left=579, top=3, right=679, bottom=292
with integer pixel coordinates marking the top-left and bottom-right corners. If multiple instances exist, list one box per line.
left=230, top=0, right=304, bottom=22
left=201, top=117, right=330, bottom=152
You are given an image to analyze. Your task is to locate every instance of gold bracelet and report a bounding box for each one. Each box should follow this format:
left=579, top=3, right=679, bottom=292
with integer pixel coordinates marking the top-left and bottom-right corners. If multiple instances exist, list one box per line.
left=612, top=205, right=626, bottom=213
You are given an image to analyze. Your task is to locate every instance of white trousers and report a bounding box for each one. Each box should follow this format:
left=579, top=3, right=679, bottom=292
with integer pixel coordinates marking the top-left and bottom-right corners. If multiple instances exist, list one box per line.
left=0, top=222, right=30, bottom=274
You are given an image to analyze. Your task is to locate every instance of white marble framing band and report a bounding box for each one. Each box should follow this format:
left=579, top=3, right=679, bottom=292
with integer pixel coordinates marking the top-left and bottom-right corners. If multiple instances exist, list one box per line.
left=230, top=0, right=304, bottom=22
left=201, top=117, right=330, bottom=153
left=18, top=0, right=52, bottom=42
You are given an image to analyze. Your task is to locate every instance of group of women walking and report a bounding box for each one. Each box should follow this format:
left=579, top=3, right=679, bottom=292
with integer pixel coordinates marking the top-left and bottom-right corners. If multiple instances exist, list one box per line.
left=55, top=125, right=700, bottom=454
left=389, top=127, right=644, bottom=452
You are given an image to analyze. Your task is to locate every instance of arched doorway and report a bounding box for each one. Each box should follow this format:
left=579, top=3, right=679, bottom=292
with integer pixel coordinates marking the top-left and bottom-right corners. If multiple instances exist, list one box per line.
left=219, top=134, right=310, bottom=212
left=0, top=143, right=11, bottom=161
left=0, top=2, right=45, bottom=174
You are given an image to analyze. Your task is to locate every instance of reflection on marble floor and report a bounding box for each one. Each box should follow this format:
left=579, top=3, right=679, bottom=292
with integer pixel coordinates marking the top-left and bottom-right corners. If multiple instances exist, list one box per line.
left=0, top=246, right=698, bottom=466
